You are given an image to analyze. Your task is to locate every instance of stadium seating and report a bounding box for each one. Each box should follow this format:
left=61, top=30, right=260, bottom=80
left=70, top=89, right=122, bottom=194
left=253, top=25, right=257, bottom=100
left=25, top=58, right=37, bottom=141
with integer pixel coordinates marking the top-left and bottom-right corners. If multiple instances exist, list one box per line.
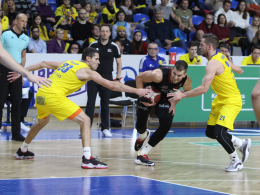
left=249, top=17, right=253, bottom=25
left=192, top=15, right=204, bottom=26
left=47, top=0, right=57, bottom=4
left=231, top=1, right=238, bottom=9
left=189, top=31, right=196, bottom=42
left=51, top=5, right=58, bottom=12
left=134, top=13, right=150, bottom=24
left=158, top=47, right=167, bottom=57
left=169, top=47, right=186, bottom=55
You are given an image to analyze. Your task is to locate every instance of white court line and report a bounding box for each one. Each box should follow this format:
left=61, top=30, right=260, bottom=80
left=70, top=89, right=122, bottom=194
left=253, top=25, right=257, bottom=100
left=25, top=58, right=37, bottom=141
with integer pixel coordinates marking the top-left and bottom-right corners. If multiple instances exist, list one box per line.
left=2, top=152, right=259, bottom=170
left=229, top=133, right=260, bottom=135
left=163, top=180, right=260, bottom=182
left=130, top=175, right=230, bottom=195
left=234, top=129, right=260, bottom=132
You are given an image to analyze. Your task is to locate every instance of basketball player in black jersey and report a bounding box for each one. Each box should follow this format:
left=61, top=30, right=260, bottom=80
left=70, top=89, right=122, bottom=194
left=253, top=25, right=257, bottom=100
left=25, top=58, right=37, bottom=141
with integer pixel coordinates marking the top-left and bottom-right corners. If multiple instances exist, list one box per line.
left=134, top=60, right=192, bottom=166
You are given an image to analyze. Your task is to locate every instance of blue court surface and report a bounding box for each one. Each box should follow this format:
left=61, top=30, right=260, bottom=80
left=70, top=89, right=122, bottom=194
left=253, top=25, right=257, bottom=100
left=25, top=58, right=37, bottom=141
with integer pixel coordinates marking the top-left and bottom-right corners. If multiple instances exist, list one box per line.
left=1, top=127, right=260, bottom=141
left=0, top=175, right=229, bottom=195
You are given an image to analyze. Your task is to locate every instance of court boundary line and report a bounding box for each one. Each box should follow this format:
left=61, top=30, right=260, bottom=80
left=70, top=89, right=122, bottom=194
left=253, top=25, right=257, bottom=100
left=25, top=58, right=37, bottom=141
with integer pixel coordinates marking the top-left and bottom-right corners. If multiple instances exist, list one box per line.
left=130, top=175, right=230, bottom=195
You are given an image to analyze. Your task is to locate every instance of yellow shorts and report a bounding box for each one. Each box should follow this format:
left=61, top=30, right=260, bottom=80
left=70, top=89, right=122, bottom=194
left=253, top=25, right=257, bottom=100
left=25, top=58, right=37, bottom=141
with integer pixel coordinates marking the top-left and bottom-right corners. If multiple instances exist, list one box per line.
left=207, top=102, right=241, bottom=131
left=35, top=90, right=82, bottom=121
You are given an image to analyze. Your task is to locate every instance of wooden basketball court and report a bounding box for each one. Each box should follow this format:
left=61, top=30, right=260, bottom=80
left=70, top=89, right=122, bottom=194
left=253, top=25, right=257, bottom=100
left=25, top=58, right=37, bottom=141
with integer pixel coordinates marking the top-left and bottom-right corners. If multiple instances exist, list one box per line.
left=0, top=117, right=259, bottom=194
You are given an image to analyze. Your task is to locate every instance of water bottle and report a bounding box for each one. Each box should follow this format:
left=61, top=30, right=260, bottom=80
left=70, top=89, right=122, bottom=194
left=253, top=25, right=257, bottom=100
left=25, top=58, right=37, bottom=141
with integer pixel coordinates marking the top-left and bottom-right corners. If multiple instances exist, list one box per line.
left=32, top=116, right=36, bottom=125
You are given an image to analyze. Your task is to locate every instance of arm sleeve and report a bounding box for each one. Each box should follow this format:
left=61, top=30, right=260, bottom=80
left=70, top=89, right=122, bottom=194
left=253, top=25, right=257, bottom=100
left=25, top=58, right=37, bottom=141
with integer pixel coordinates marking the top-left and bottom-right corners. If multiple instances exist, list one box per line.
left=42, top=42, right=47, bottom=53
left=112, top=24, right=117, bottom=40
left=241, top=58, right=248, bottom=65
left=24, top=38, right=29, bottom=49
left=1, top=31, right=6, bottom=44
left=55, top=7, right=63, bottom=17
left=1, top=17, right=9, bottom=31
left=114, top=44, right=121, bottom=58
left=139, top=58, right=146, bottom=73
left=28, top=40, right=33, bottom=51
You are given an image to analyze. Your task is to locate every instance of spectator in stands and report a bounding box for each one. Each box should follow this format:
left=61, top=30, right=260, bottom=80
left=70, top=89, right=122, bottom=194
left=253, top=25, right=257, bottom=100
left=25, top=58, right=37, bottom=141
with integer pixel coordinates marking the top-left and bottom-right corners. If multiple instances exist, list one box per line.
left=205, top=0, right=223, bottom=14
left=49, top=15, right=73, bottom=41
left=82, top=24, right=100, bottom=49
left=133, top=0, right=151, bottom=16
left=28, top=26, right=47, bottom=53
left=70, top=0, right=85, bottom=11
left=233, top=1, right=250, bottom=35
left=175, top=0, right=196, bottom=41
left=71, top=8, right=93, bottom=48
left=214, top=0, right=235, bottom=26
left=14, top=0, right=38, bottom=25
left=176, top=0, right=205, bottom=17
left=100, top=0, right=119, bottom=25
left=179, top=41, right=202, bottom=65
left=68, top=42, right=81, bottom=53
left=149, top=6, right=185, bottom=50
left=3, top=0, right=17, bottom=26
left=219, top=43, right=232, bottom=62
left=154, top=0, right=183, bottom=28
left=250, top=29, right=260, bottom=49
left=86, top=0, right=105, bottom=12
left=35, top=0, right=56, bottom=32
left=55, top=0, right=78, bottom=25
left=112, top=10, right=134, bottom=40
left=119, top=0, right=135, bottom=23
left=241, top=45, right=260, bottom=65
left=113, top=26, right=135, bottom=54
left=132, top=30, right=148, bottom=54
left=83, top=3, right=99, bottom=23
left=30, top=14, right=49, bottom=41
left=114, top=39, right=124, bottom=54
left=0, top=7, right=9, bottom=30
left=139, top=42, right=166, bottom=73
left=245, top=0, right=260, bottom=17
left=247, top=16, right=260, bottom=42
left=218, top=13, right=250, bottom=56
left=216, top=14, right=231, bottom=45
left=197, top=13, right=220, bottom=38
left=47, top=28, right=67, bottom=53
left=193, top=30, right=204, bottom=55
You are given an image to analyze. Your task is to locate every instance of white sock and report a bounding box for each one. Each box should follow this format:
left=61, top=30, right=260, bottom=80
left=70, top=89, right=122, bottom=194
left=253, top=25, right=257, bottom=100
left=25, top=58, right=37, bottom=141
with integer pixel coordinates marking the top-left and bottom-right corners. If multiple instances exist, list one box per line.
left=21, top=142, right=29, bottom=152
left=140, top=143, right=153, bottom=156
left=229, top=150, right=239, bottom=161
left=231, top=135, right=243, bottom=148
left=138, top=130, right=148, bottom=140
left=83, top=147, right=91, bottom=159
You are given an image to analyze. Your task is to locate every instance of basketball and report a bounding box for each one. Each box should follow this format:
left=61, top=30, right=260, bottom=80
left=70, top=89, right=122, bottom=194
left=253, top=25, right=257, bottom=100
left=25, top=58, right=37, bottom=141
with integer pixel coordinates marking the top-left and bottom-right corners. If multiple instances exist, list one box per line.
left=144, top=85, right=161, bottom=104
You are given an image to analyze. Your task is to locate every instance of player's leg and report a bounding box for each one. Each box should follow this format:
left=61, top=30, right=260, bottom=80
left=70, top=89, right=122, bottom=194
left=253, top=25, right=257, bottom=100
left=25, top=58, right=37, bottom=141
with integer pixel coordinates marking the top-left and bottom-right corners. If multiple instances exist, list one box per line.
left=136, top=101, right=174, bottom=166
left=14, top=115, right=50, bottom=160
left=72, top=111, right=108, bottom=169
left=134, top=102, right=153, bottom=151
left=252, top=79, right=260, bottom=124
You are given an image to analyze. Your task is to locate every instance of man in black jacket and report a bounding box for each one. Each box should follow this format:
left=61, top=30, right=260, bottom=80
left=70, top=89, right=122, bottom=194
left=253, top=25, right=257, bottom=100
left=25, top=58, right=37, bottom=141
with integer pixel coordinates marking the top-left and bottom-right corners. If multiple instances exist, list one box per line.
left=71, top=8, right=93, bottom=48
left=148, top=6, right=185, bottom=50
left=113, top=26, right=135, bottom=54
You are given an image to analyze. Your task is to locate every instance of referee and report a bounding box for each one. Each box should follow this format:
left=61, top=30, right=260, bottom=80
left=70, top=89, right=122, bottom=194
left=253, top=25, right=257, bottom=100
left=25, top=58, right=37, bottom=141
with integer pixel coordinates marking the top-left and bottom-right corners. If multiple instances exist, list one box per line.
left=85, top=24, right=122, bottom=137
left=0, top=14, right=29, bottom=141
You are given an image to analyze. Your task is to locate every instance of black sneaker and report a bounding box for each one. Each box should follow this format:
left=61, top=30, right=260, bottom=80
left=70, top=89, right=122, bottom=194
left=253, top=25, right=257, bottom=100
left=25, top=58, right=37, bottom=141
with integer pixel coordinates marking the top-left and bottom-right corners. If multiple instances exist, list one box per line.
left=14, top=148, right=34, bottom=160
left=81, top=156, right=108, bottom=169
left=134, top=129, right=150, bottom=151
left=11, top=134, right=25, bottom=141
left=135, top=154, right=155, bottom=166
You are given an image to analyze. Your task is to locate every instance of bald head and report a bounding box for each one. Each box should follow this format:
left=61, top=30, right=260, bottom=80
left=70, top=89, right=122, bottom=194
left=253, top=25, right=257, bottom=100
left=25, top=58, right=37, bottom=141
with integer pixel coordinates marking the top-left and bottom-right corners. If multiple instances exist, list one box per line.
left=16, top=13, right=27, bottom=20
left=14, top=13, right=28, bottom=33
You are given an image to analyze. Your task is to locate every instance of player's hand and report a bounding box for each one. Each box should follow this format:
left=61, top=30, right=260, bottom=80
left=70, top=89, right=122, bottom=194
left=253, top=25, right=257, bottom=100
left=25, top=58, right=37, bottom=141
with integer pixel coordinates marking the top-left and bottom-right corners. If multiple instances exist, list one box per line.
left=168, top=100, right=176, bottom=116
left=7, top=72, right=21, bottom=83
left=136, top=88, right=152, bottom=97
left=26, top=73, right=52, bottom=88
left=142, top=102, right=156, bottom=107
left=167, top=89, right=183, bottom=101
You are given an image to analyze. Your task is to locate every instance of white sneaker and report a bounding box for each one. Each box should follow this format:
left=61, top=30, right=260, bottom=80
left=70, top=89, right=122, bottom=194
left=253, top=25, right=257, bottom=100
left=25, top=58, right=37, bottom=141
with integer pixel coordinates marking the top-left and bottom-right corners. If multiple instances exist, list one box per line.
left=225, top=158, right=243, bottom=172
left=239, top=138, right=251, bottom=163
left=20, top=122, right=30, bottom=132
left=102, top=129, right=112, bottom=137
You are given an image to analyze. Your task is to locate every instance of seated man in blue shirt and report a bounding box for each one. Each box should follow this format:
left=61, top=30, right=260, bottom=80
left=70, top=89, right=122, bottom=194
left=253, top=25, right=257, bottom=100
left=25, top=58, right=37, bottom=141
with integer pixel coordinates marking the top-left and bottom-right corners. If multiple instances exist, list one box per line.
left=139, top=42, right=166, bottom=73
left=28, top=26, right=47, bottom=53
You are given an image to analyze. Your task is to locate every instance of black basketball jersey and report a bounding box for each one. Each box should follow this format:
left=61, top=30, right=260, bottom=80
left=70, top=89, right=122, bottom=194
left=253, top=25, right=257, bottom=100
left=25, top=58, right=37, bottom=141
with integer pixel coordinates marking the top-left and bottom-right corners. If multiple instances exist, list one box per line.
left=147, top=66, right=187, bottom=100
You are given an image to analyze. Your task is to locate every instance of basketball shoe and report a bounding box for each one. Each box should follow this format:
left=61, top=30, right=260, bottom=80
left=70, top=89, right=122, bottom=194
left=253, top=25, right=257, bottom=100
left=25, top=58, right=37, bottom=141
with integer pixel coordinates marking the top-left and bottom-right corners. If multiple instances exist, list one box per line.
left=81, top=156, right=108, bottom=169
left=134, top=129, right=150, bottom=151
left=239, top=138, right=251, bottom=163
left=225, top=158, right=243, bottom=172
left=135, top=154, right=155, bottom=166
left=14, top=148, right=34, bottom=160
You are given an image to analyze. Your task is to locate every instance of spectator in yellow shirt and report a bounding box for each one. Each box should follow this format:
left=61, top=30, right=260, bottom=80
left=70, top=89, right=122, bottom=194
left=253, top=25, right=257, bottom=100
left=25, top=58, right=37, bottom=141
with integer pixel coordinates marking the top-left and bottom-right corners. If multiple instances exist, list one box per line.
left=179, top=41, right=202, bottom=65
left=0, top=8, right=9, bottom=30
left=241, top=45, right=260, bottom=65
left=99, top=0, right=119, bottom=25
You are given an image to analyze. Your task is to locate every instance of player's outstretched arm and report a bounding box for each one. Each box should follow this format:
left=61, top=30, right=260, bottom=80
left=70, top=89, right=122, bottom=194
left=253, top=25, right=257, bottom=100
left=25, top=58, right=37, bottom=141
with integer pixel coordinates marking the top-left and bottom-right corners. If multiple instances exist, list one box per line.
left=136, top=69, right=163, bottom=89
left=229, top=61, right=244, bottom=74
left=25, top=61, right=65, bottom=71
left=87, top=69, right=152, bottom=96
left=168, top=61, right=217, bottom=101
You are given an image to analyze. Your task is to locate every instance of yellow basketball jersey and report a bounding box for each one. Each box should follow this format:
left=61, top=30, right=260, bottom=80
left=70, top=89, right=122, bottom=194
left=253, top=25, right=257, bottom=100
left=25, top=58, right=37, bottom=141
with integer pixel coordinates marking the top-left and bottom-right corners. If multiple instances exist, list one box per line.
left=39, top=60, right=89, bottom=96
left=209, top=53, right=241, bottom=103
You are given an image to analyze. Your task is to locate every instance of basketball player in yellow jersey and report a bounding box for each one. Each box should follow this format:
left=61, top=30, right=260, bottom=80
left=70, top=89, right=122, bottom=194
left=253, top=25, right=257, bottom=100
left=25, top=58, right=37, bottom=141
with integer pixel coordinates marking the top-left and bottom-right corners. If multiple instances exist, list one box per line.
left=168, top=34, right=252, bottom=172
left=13, top=47, right=151, bottom=169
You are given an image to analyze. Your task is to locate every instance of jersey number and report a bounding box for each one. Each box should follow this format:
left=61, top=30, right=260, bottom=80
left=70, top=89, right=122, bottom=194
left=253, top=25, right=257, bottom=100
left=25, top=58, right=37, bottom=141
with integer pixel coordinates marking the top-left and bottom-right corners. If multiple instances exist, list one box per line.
left=57, top=63, right=73, bottom=73
left=219, top=115, right=225, bottom=121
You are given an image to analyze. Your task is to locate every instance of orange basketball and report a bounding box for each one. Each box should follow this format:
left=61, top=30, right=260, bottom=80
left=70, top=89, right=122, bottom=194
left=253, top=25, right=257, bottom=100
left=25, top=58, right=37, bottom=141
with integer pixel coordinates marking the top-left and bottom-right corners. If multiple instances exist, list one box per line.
left=144, top=86, right=161, bottom=104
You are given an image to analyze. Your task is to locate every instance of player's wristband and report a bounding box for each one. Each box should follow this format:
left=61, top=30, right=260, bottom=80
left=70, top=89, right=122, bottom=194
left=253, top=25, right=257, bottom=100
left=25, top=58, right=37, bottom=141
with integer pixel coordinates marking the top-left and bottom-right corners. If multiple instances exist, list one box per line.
left=116, top=78, right=120, bottom=81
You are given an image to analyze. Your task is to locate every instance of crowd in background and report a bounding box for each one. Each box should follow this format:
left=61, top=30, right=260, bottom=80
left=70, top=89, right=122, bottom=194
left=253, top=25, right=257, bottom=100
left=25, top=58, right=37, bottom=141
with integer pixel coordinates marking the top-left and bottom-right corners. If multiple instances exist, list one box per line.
left=1, top=0, right=260, bottom=64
